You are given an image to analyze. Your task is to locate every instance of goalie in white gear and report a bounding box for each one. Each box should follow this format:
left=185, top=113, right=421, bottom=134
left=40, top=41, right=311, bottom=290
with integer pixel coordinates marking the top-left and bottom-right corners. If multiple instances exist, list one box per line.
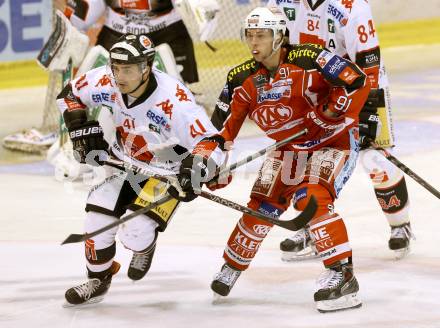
left=268, top=0, right=414, bottom=260
left=57, top=34, right=225, bottom=306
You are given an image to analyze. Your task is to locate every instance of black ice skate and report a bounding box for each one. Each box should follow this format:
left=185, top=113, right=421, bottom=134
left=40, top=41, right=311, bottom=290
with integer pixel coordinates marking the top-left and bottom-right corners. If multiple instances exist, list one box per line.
left=280, top=228, right=318, bottom=261
left=314, top=262, right=362, bottom=313
left=128, top=244, right=156, bottom=281
left=64, top=261, right=120, bottom=307
left=211, top=263, right=242, bottom=298
left=389, top=223, right=414, bottom=259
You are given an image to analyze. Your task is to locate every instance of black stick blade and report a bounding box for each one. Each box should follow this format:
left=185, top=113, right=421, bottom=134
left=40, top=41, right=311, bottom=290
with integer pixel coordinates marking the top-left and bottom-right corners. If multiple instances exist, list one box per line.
left=277, top=196, right=317, bottom=231
left=61, top=233, right=88, bottom=245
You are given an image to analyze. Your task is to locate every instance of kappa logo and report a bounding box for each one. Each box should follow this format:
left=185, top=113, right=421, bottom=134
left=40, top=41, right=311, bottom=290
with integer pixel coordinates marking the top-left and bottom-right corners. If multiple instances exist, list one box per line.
left=156, top=99, right=173, bottom=119
left=176, top=84, right=191, bottom=102
left=95, top=74, right=113, bottom=87
left=251, top=104, right=293, bottom=129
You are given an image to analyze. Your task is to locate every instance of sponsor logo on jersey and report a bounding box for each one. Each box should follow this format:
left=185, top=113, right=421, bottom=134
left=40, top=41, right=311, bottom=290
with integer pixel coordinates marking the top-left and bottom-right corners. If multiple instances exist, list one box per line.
left=328, top=19, right=335, bottom=33
left=139, top=35, right=152, bottom=49
left=257, top=85, right=291, bottom=103
left=288, top=47, right=320, bottom=61
left=316, top=49, right=335, bottom=68
left=365, top=53, right=380, bottom=65
left=327, top=4, right=348, bottom=26
left=149, top=124, right=160, bottom=133
left=92, top=92, right=111, bottom=103
left=297, top=138, right=322, bottom=148
left=252, top=224, right=271, bottom=236
left=251, top=104, right=294, bottom=129
left=227, top=61, right=257, bottom=82
left=318, top=52, right=358, bottom=83
left=156, top=99, right=173, bottom=119
left=293, top=187, right=308, bottom=204
left=146, top=110, right=171, bottom=131
left=95, top=74, right=113, bottom=87
left=216, top=100, right=230, bottom=112
left=283, top=7, right=295, bottom=21
left=339, top=66, right=360, bottom=85
left=175, top=84, right=191, bottom=102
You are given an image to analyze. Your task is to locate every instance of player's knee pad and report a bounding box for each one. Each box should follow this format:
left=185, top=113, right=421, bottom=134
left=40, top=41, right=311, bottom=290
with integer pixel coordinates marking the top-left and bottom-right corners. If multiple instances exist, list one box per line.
left=293, top=184, right=334, bottom=219
left=118, top=213, right=159, bottom=252
left=84, top=211, right=119, bottom=249
left=84, top=211, right=118, bottom=272
left=224, top=199, right=284, bottom=271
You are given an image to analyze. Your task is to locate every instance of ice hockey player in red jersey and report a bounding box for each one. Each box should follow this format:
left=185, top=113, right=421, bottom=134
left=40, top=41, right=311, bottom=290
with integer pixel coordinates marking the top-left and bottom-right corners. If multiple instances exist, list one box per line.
left=57, top=34, right=225, bottom=306
left=210, top=7, right=370, bottom=312
left=268, top=0, right=414, bottom=260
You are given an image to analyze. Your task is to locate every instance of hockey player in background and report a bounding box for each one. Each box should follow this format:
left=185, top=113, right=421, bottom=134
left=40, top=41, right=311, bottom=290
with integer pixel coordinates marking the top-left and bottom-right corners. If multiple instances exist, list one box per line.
left=65, top=0, right=200, bottom=84
left=209, top=7, right=370, bottom=312
left=57, top=34, right=225, bottom=306
left=268, top=0, right=414, bottom=260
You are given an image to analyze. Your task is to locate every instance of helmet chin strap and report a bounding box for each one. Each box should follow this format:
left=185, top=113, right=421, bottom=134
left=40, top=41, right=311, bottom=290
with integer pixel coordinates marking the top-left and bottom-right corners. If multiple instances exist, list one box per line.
left=126, top=67, right=150, bottom=95
left=259, top=36, right=283, bottom=64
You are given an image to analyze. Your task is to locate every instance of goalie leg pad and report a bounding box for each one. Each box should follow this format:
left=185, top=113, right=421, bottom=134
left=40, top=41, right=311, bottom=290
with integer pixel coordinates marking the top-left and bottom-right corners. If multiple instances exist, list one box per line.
left=37, top=10, right=89, bottom=71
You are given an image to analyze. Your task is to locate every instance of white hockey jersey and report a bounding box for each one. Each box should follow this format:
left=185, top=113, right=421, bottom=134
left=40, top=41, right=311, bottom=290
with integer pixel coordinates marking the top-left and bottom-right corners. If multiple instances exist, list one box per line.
left=68, top=0, right=182, bottom=35
left=268, top=0, right=394, bottom=146
left=268, top=0, right=386, bottom=89
left=57, top=66, right=224, bottom=174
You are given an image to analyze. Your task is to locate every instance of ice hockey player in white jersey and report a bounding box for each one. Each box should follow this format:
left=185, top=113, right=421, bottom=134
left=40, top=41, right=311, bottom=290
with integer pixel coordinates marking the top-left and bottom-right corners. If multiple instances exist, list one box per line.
left=57, top=34, right=225, bottom=306
left=268, top=0, right=414, bottom=260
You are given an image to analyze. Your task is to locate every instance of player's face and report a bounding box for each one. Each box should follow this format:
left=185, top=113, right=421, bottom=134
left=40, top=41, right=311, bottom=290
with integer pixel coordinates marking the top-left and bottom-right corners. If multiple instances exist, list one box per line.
left=245, top=28, right=274, bottom=62
left=111, top=63, right=147, bottom=94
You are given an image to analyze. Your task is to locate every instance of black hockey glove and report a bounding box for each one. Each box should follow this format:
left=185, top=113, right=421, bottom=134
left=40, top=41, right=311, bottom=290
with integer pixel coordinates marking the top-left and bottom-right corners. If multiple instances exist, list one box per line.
left=68, top=120, right=109, bottom=166
left=359, top=89, right=383, bottom=150
left=168, top=154, right=214, bottom=202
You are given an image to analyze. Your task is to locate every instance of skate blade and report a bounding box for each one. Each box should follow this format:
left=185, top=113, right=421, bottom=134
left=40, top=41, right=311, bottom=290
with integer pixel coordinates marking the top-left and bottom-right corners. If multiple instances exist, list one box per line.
left=393, top=247, right=410, bottom=260
left=281, top=249, right=318, bottom=262
left=62, top=296, right=104, bottom=308
left=316, top=293, right=362, bottom=313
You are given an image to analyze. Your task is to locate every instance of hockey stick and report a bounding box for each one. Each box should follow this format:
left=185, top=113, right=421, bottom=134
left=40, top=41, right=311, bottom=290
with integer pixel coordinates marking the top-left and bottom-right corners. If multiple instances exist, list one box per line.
left=373, top=144, right=440, bottom=199
left=199, top=190, right=317, bottom=231
left=216, top=128, right=308, bottom=177
left=61, top=194, right=173, bottom=245
left=104, top=158, right=317, bottom=231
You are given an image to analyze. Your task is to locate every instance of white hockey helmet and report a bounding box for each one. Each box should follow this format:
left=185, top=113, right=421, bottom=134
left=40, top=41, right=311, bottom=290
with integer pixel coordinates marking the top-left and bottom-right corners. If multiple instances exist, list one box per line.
left=242, top=7, right=287, bottom=51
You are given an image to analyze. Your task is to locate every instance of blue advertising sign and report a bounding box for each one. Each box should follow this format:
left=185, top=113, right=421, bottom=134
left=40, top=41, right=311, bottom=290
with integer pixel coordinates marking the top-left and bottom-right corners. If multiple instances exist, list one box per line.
left=0, top=0, right=52, bottom=62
